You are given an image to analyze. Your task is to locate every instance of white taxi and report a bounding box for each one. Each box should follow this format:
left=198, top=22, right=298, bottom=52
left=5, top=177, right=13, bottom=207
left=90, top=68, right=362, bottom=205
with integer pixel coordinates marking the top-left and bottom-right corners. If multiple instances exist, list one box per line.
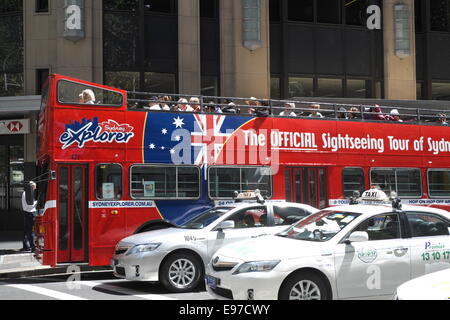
left=111, top=191, right=318, bottom=293
left=205, top=189, right=450, bottom=300
left=396, top=268, right=450, bottom=300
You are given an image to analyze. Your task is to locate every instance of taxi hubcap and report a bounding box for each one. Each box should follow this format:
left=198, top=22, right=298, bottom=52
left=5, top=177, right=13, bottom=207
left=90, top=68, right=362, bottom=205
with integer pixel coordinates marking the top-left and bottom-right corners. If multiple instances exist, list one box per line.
left=289, top=280, right=321, bottom=300
left=168, top=258, right=196, bottom=288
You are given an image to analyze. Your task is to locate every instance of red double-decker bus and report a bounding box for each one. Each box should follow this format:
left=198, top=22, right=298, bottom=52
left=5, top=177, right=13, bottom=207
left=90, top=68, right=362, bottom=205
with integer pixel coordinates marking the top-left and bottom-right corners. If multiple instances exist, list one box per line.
left=34, top=74, right=450, bottom=267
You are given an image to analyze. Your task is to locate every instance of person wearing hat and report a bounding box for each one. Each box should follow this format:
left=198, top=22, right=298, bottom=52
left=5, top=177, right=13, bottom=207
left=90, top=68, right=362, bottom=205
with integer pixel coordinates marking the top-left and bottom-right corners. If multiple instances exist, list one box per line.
left=21, top=181, right=37, bottom=252
left=175, top=98, right=194, bottom=112
left=337, top=107, right=348, bottom=119
left=245, top=97, right=261, bottom=114
left=78, top=89, right=96, bottom=104
left=389, top=109, right=403, bottom=122
left=437, top=113, right=448, bottom=126
left=279, top=102, right=297, bottom=117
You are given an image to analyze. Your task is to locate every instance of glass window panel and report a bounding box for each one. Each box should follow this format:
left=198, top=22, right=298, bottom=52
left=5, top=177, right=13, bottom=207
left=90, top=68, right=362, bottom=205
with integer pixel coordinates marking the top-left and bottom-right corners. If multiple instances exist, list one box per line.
left=317, top=0, right=341, bottom=24
left=317, top=78, right=343, bottom=97
left=105, top=71, right=140, bottom=92
left=288, top=0, right=314, bottom=22
left=0, top=0, right=22, bottom=13
left=270, top=77, right=281, bottom=99
left=416, top=82, right=423, bottom=100
left=343, top=168, right=365, bottom=197
left=59, top=168, right=68, bottom=251
left=104, top=0, right=139, bottom=11
left=201, top=76, right=218, bottom=97
left=96, top=164, right=122, bottom=200
left=406, top=212, right=450, bottom=237
left=354, top=214, right=401, bottom=240
left=57, top=80, right=123, bottom=106
left=200, top=0, right=218, bottom=18
left=177, top=167, right=200, bottom=198
left=371, top=168, right=421, bottom=197
left=430, top=0, right=449, bottom=32
left=36, top=0, right=49, bottom=12
left=346, top=79, right=367, bottom=98
left=428, top=170, right=450, bottom=197
left=288, top=77, right=313, bottom=98
left=228, top=207, right=268, bottom=228
left=144, top=72, right=176, bottom=93
left=414, top=0, right=423, bottom=32
left=73, top=167, right=83, bottom=250
left=144, top=0, right=176, bottom=13
left=131, top=166, right=199, bottom=198
left=209, top=167, right=272, bottom=199
left=269, top=0, right=281, bottom=21
left=432, top=82, right=450, bottom=100
left=103, top=13, right=139, bottom=70
left=0, top=73, right=24, bottom=97
left=345, top=0, right=367, bottom=26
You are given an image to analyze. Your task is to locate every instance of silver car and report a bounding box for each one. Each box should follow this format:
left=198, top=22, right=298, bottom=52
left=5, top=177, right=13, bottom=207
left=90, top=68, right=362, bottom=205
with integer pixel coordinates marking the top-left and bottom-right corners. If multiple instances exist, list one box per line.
left=111, top=201, right=318, bottom=292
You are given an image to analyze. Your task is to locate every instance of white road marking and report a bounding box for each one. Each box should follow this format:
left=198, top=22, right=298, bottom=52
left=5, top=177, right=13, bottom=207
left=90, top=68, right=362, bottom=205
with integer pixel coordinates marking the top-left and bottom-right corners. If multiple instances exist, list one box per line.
left=6, top=284, right=86, bottom=300
left=78, top=281, right=176, bottom=300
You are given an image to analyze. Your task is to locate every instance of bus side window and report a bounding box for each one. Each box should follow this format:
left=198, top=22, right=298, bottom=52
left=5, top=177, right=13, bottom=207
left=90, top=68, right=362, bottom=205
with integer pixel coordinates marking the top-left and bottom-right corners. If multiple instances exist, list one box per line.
left=96, top=164, right=122, bottom=200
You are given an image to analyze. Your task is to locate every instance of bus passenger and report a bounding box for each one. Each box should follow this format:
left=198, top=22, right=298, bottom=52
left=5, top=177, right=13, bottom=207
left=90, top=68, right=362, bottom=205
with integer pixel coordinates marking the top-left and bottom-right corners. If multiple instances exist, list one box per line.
left=437, top=113, right=448, bottom=125
left=246, top=97, right=260, bottom=114
left=79, top=89, right=96, bottom=104
left=145, top=96, right=162, bottom=110
left=389, top=109, right=403, bottom=122
left=159, top=96, right=172, bottom=110
left=189, top=97, right=202, bottom=112
left=279, top=102, right=297, bottom=117
left=308, top=103, right=324, bottom=118
left=175, top=98, right=194, bottom=112
left=347, top=107, right=360, bottom=119
left=337, top=107, right=347, bottom=119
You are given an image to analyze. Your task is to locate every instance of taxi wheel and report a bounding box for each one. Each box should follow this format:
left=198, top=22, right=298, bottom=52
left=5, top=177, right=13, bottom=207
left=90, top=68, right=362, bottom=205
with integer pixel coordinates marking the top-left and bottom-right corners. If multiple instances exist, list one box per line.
left=160, top=252, right=203, bottom=293
left=279, top=272, right=330, bottom=300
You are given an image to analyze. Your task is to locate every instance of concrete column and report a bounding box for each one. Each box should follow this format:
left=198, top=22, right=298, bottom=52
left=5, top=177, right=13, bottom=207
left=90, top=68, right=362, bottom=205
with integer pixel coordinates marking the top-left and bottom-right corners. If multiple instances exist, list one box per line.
left=24, top=0, right=103, bottom=93
left=178, top=0, right=201, bottom=95
left=383, top=0, right=417, bottom=100
left=220, top=0, right=270, bottom=99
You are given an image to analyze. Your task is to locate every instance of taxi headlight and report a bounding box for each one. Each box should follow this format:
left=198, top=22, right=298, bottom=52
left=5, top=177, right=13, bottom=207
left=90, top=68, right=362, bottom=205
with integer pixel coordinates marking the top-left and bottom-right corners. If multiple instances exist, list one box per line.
left=233, top=260, right=280, bottom=275
left=126, top=243, right=161, bottom=256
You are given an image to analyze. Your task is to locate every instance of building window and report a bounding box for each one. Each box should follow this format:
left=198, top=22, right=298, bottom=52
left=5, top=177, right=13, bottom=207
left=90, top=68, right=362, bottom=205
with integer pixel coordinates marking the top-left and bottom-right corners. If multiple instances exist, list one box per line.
left=288, top=0, right=314, bottom=22
left=200, top=0, right=218, bottom=18
left=201, top=76, right=218, bottom=96
left=36, top=0, right=49, bottom=13
left=346, top=79, right=367, bottom=98
left=432, top=82, right=450, bottom=100
left=103, top=0, right=178, bottom=93
left=288, top=77, right=314, bottom=98
left=317, top=78, right=343, bottom=97
left=270, top=77, right=281, bottom=99
left=0, top=1, right=23, bottom=97
left=430, top=0, right=450, bottom=32
left=317, top=0, right=341, bottom=24
left=209, top=167, right=272, bottom=199
left=36, top=69, right=49, bottom=95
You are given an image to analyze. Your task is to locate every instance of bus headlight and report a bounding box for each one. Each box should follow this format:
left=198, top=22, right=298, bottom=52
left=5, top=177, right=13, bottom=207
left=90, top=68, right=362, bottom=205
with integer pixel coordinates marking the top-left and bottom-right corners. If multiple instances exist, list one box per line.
left=126, top=243, right=161, bottom=256
left=233, top=260, right=280, bottom=275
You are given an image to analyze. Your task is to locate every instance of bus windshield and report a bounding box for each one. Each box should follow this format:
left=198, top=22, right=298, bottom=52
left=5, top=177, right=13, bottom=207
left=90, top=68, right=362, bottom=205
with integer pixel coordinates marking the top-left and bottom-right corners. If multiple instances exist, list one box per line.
left=278, top=210, right=361, bottom=242
left=179, top=207, right=232, bottom=229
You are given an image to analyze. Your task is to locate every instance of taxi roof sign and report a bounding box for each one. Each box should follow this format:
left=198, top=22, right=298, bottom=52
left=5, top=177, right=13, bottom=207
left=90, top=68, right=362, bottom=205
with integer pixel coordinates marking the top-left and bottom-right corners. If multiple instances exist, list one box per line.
left=360, top=189, right=389, bottom=202
left=233, top=189, right=265, bottom=204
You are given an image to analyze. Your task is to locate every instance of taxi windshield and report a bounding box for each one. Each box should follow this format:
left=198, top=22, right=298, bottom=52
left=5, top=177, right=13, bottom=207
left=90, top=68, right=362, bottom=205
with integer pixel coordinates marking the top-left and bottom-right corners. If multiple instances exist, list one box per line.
left=179, top=207, right=232, bottom=229
left=278, top=210, right=361, bottom=242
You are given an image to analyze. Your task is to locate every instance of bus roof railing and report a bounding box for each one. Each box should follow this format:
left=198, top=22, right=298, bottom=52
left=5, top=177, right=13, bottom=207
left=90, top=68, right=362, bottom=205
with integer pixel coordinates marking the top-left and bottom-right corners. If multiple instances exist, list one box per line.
left=125, top=91, right=450, bottom=125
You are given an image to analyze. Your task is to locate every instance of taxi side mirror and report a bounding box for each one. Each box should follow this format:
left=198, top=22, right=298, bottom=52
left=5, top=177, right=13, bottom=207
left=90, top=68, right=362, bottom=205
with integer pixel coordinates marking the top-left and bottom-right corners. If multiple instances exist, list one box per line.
left=345, top=231, right=369, bottom=244
left=216, top=220, right=235, bottom=231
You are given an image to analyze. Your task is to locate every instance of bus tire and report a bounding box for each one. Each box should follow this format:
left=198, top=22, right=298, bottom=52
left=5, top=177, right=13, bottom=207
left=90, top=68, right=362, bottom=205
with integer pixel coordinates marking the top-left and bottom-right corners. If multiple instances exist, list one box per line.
left=279, top=271, right=330, bottom=300
left=159, top=251, right=203, bottom=293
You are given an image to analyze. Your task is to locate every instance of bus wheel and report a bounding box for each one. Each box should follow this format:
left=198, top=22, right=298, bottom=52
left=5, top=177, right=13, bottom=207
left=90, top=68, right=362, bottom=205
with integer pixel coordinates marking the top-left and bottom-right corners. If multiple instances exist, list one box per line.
left=279, top=271, right=330, bottom=300
left=160, top=252, right=203, bottom=293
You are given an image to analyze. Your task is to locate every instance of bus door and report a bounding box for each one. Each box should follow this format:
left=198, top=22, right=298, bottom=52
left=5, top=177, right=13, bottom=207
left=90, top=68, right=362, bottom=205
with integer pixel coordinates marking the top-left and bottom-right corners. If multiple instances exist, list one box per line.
left=285, top=167, right=327, bottom=209
left=57, top=164, right=88, bottom=263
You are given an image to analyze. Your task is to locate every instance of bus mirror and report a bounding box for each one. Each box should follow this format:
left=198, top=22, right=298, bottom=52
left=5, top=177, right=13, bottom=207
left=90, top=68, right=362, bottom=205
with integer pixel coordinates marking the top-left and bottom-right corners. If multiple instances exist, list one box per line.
left=50, top=170, right=56, bottom=180
left=24, top=184, right=34, bottom=206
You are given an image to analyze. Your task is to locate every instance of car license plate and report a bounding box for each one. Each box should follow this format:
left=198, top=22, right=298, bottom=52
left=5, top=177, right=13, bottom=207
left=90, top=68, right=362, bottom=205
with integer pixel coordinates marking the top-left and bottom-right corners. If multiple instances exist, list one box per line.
left=206, top=275, right=218, bottom=289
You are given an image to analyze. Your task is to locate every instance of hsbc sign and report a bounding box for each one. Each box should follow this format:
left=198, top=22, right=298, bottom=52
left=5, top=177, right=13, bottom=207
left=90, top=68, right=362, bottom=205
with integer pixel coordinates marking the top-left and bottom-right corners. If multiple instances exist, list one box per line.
left=0, top=119, right=30, bottom=135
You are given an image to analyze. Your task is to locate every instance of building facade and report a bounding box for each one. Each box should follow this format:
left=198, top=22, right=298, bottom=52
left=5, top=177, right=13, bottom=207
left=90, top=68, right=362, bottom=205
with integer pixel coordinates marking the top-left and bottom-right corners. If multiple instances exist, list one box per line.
left=1, top=0, right=450, bottom=230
